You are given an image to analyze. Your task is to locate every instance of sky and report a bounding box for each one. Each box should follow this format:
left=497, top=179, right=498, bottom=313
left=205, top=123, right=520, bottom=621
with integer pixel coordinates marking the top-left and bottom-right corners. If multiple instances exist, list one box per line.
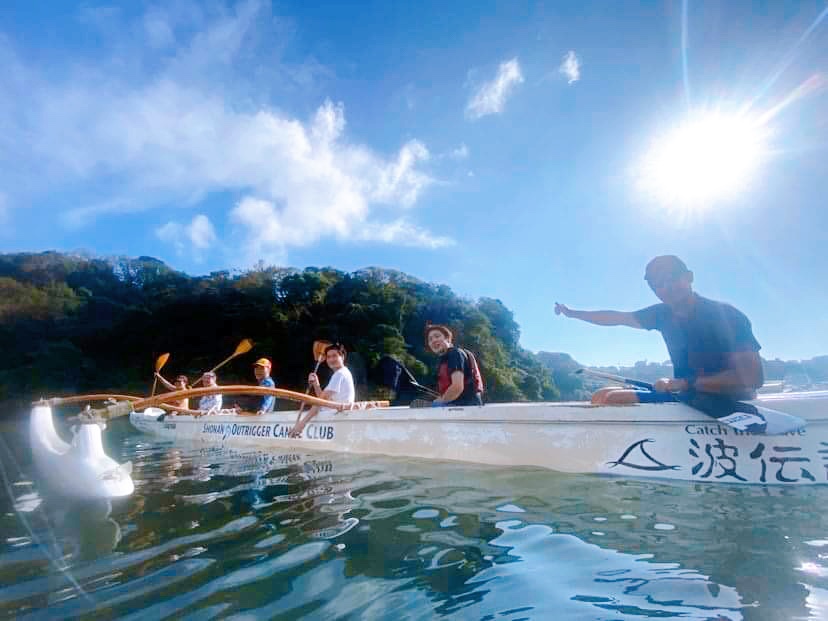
left=0, top=0, right=826, bottom=366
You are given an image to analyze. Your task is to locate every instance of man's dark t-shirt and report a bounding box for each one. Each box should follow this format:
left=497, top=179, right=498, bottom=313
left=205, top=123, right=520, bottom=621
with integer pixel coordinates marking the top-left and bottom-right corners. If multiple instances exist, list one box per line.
left=633, top=295, right=761, bottom=392
left=437, top=347, right=480, bottom=406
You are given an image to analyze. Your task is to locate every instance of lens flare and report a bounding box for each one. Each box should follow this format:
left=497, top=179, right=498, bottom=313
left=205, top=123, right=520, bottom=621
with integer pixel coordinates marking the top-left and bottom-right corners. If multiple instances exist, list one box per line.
left=636, top=112, right=770, bottom=210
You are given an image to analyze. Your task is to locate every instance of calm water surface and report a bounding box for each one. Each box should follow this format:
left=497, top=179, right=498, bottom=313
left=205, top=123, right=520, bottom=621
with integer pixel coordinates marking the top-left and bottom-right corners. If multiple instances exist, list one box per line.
left=2, top=414, right=828, bottom=620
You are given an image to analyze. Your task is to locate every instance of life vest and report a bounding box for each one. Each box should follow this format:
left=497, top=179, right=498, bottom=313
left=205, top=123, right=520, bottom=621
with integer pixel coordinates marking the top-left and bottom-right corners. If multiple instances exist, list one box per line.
left=438, top=347, right=485, bottom=396
left=461, top=348, right=485, bottom=395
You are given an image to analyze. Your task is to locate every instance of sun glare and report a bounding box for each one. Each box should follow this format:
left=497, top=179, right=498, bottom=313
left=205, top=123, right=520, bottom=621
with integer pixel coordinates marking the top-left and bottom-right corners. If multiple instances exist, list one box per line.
left=636, top=112, right=770, bottom=210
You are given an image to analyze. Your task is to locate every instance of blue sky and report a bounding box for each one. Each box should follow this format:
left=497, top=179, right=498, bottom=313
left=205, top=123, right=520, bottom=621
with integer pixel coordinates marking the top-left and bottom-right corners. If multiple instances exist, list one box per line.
left=1, top=1, right=826, bottom=366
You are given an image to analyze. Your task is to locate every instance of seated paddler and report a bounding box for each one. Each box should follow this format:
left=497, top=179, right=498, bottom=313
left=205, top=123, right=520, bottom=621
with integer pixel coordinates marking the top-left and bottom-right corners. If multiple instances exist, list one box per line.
left=555, top=255, right=763, bottom=417
left=425, top=323, right=484, bottom=407
left=289, top=343, right=355, bottom=437
left=252, top=358, right=276, bottom=414
left=197, top=371, right=223, bottom=414
left=154, top=372, right=190, bottom=411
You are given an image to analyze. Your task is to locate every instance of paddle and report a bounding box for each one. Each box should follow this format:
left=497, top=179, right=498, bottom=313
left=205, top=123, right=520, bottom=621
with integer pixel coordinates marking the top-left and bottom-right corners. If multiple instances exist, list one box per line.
left=192, top=339, right=254, bottom=387
left=151, top=353, right=170, bottom=397
left=294, top=340, right=332, bottom=428
left=575, top=368, right=656, bottom=391
left=403, top=369, right=440, bottom=399
left=575, top=368, right=805, bottom=435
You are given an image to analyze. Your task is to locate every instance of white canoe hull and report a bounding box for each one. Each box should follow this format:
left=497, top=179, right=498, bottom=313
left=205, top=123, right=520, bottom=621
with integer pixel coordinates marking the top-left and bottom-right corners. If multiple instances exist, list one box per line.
left=129, top=392, right=828, bottom=486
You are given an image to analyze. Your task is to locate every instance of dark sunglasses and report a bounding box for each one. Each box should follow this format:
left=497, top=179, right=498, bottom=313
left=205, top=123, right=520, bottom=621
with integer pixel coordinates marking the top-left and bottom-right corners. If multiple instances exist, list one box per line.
left=646, top=272, right=685, bottom=290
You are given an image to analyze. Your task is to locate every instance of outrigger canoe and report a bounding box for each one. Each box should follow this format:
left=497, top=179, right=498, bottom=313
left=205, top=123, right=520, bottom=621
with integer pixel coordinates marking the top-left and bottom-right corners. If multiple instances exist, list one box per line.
left=31, top=386, right=828, bottom=494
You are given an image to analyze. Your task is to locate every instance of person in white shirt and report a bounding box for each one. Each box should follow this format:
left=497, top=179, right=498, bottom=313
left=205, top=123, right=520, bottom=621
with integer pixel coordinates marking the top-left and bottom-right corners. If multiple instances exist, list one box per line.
left=289, top=343, right=354, bottom=437
left=198, top=371, right=223, bottom=413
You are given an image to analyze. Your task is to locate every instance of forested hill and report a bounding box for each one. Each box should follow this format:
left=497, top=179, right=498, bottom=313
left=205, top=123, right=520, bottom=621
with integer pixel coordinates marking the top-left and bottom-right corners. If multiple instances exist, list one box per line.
left=0, top=251, right=559, bottom=414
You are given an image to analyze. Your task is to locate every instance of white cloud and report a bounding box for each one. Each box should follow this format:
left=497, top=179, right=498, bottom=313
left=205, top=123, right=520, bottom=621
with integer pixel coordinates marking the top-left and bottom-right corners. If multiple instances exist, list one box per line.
left=465, top=58, right=524, bottom=120
left=156, top=214, right=217, bottom=261
left=156, top=221, right=182, bottom=246
left=559, top=50, right=580, bottom=85
left=61, top=198, right=139, bottom=230
left=188, top=214, right=217, bottom=249
left=372, top=139, right=432, bottom=207
left=449, top=144, right=469, bottom=160
left=354, top=220, right=455, bottom=249
left=0, top=0, right=446, bottom=264
left=229, top=197, right=291, bottom=265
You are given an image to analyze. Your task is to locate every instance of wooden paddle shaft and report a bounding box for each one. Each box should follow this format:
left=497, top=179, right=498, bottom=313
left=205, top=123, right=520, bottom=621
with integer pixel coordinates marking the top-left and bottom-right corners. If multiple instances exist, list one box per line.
left=295, top=356, right=326, bottom=423
left=577, top=368, right=654, bottom=391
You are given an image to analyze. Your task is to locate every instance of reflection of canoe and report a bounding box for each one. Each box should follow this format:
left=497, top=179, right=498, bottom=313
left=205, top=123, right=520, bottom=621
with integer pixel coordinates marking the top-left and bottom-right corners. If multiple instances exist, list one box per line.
left=123, top=391, right=828, bottom=486
left=30, top=405, right=134, bottom=499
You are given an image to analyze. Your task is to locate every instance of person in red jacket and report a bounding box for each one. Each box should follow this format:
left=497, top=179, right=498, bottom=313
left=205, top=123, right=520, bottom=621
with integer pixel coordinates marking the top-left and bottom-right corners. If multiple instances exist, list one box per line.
left=425, top=323, right=484, bottom=407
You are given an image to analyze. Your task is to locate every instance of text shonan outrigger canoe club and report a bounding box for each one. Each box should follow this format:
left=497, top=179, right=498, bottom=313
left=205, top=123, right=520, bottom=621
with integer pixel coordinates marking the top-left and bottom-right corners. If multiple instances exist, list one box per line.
left=201, top=422, right=335, bottom=440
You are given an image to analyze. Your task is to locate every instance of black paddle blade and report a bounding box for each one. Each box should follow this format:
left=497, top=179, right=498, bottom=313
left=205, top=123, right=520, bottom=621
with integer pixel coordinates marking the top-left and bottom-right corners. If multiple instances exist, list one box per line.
left=374, top=355, right=434, bottom=405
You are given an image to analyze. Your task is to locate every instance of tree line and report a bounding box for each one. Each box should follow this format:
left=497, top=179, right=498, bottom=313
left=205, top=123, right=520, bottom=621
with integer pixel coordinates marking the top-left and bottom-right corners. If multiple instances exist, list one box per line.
left=0, top=251, right=559, bottom=415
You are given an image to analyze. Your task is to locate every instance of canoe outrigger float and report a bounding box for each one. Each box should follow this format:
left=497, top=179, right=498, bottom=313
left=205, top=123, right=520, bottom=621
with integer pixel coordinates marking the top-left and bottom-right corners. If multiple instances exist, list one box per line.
left=30, top=385, right=828, bottom=497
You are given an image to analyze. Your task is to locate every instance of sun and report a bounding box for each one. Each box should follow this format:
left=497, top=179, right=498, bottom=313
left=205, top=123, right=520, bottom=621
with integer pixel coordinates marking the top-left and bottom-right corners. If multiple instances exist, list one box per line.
left=636, top=111, right=770, bottom=210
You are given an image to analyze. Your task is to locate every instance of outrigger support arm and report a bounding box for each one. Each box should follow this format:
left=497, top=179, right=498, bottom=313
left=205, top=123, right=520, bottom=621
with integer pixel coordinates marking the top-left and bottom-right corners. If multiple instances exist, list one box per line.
left=36, top=386, right=389, bottom=421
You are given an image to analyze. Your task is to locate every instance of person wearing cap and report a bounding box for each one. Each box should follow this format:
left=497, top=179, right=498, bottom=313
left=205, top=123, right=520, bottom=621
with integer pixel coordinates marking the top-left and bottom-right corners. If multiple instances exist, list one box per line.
left=289, top=344, right=354, bottom=437
left=555, top=255, right=763, bottom=406
left=425, top=324, right=484, bottom=407
left=153, top=372, right=191, bottom=411
left=253, top=358, right=276, bottom=414
left=197, top=371, right=223, bottom=413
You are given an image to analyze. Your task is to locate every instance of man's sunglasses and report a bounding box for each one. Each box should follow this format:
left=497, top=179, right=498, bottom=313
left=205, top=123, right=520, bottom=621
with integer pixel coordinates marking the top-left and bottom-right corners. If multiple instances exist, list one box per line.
left=646, top=273, right=685, bottom=289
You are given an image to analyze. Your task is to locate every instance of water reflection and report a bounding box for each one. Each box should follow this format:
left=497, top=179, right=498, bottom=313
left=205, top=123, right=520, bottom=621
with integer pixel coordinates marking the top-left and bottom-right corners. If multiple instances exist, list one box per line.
left=2, top=425, right=828, bottom=619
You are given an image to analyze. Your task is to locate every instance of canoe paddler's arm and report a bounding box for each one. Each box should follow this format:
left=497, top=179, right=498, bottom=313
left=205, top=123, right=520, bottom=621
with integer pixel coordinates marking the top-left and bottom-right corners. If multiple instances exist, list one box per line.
left=694, top=351, right=764, bottom=396
left=154, top=373, right=176, bottom=391
left=554, top=304, right=642, bottom=328
left=308, top=373, right=325, bottom=397
left=435, top=371, right=464, bottom=404
left=656, top=351, right=764, bottom=396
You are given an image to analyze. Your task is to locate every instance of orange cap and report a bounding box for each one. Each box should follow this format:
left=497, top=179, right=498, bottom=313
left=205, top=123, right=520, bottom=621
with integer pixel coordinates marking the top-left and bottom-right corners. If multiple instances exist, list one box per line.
left=253, top=358, right=272, bottom=367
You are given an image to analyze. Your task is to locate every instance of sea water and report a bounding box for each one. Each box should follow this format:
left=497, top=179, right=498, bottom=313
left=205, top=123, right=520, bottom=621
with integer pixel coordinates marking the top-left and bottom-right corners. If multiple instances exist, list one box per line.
left=2, top=414, right=828, bottom=620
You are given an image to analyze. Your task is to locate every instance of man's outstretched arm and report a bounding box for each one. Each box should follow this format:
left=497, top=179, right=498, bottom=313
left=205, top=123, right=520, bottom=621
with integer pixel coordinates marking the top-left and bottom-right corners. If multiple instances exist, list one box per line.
left=555, top=303, right=642, bottom=328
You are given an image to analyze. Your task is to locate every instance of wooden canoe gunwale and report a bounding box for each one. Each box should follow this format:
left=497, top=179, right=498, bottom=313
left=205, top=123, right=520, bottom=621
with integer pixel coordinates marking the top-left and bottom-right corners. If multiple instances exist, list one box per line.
left=36, top=385, right=388, bottom=419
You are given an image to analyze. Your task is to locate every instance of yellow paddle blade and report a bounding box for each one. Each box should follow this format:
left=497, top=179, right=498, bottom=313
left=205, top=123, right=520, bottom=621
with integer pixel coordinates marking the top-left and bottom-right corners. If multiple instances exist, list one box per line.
left=155, top=353, right=170, bottom=372
left=233, top=339, right=254, bottom=356
left=313, top=340, right=332, bottom=361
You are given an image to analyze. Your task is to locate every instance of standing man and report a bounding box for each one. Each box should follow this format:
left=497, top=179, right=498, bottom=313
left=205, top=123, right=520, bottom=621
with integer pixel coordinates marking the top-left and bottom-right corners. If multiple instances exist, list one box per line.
left=253, top=358, right=276, bottom=414
left=289, top=344, right=355, bottom=437
left=555, top=255, right=763, bottom=410
left=425, top=324, right=484, bottom=407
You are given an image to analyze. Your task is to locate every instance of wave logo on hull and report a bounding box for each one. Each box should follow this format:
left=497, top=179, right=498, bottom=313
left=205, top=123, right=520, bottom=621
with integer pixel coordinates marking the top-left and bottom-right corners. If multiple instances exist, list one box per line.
left=607, top=439, right=681, bottom=471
